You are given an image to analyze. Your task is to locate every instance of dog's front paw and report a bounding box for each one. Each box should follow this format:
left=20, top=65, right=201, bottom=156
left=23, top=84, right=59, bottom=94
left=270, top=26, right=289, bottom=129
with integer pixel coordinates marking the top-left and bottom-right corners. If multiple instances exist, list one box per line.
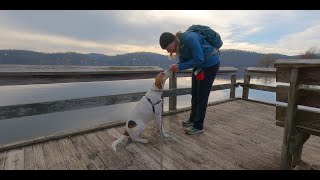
left=163, top=133, right=170, bottom=138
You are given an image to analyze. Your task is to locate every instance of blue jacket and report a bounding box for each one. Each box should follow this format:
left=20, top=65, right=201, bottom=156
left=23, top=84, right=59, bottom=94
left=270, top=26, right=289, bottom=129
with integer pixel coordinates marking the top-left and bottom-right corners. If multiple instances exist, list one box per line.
left=177, top=31, right=220, bottom=70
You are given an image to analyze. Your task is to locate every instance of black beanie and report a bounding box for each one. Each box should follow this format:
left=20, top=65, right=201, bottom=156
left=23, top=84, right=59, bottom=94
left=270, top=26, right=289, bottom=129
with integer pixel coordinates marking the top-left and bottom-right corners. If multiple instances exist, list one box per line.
left=159, top=32, right=175, bottom=49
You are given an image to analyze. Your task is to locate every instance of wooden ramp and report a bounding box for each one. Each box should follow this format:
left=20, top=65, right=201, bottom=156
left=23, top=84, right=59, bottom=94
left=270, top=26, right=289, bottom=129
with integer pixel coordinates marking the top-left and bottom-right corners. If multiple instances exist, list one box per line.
left=1, top=99, right=320, bottom=170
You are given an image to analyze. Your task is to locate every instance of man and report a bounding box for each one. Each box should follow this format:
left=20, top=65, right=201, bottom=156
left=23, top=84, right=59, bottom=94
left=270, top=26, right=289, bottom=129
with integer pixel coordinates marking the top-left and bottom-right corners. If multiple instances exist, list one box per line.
left=159, top=29, right=221, bottom=135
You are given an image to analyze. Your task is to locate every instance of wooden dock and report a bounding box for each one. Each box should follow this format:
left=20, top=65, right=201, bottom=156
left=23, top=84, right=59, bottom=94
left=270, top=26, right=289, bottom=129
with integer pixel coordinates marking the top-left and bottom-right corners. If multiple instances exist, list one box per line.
left=1, top=99, right=320, bottom=170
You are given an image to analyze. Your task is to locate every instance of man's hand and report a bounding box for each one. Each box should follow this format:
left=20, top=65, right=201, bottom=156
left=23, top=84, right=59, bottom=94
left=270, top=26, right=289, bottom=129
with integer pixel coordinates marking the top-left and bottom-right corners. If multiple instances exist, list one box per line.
left=169, top=64, right=179, bottom=72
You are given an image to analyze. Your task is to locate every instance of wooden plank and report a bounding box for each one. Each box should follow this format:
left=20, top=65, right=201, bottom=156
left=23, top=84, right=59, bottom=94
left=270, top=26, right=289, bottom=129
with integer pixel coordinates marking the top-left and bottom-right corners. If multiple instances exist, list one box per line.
left=200, top=122, right=279, bottom=169
left=163, top=83, right=237, bottom=97
left=276, top=67, right=291, bottom=84
left=166, top=104, right=276, bottom=169
left=112, top=127, right=185, bottom=170
left=1, top=99, right=319, bottom=170
left=246, top=67, right=276, bottom=74
left=177, top=104, right=281, bottom=168
left=112, top=123, right=206, bottom=170
left=239, top=83, right=276, bottom=92
left=166, top=113, right=272, bottom=169
left=240, top=97, right=277, bottom=106
left=0, top=65, right=164, bottom=75
left=0, top=92, right=143, bottom=120
left=107, top=128, right=162, bottom=170
left=230, top=75, right=236, bottom=98
left=0, top=65, right=237, bottom=75
left=57, top=138, right=88, bottom=170
left=0, top=151, right=6, bottom=170
left=3, top=148, right=24, bottom=170
left=163, top=122, right=244, bottom=169
left=42, top=140, right=68, bottom=170
left=0, top=65, right=164, bottom=86
left=206, top=102, right=280, bottom=142
left=274, top=59, right=320, bottom=68
left=115, top=127, right=189, bottom=170
left=242, top=74, right=250, bottom=99
left=206, top=100, right=281, bottom=143
left=205, top=110, right=281, bottom=155
left=0, top=121, right=125, bottom=152
left=95, top=130, right=148, bottom=170
left=276, top=85, right=289, bottom=104
left=169, top=71, right=177, bottom=111
left=139, top=125, right=215, bottom=170
left=24, top=144, right=46, bottom=170
left=276, top=66, right=320, bottom=85
left=0, top=74, right=163, bottom=86
left=163, top=98, right=240, bottom=116
left=70, top=135, right=107, bottom=170
left=276, top=105, right=320, bottom=131
left=178, top=67, right=238, bottom=77
left=276, top=121, right=320, bottom=137
left=0, top=65, right=237, bottom=85
left=24, top=146, right=34, bottom=170
left=280, top=68, right=299, bottom=170
left=83, top=132, right=125, bottom=170
left=277, top=85, right=320, bottom=108
left=0, top=84, right=236, bottom=121
left=33, top=144, right=47, bottom=170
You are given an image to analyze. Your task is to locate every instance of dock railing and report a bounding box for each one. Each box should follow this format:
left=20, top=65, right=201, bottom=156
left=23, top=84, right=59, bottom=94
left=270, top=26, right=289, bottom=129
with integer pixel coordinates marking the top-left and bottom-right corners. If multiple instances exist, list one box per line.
left=0, top=64, right=238, bottom=150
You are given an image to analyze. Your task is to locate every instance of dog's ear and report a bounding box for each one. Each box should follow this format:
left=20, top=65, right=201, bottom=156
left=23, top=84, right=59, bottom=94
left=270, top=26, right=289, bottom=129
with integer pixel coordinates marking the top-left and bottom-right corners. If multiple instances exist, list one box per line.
left=155, top=76, right=163, bottom=89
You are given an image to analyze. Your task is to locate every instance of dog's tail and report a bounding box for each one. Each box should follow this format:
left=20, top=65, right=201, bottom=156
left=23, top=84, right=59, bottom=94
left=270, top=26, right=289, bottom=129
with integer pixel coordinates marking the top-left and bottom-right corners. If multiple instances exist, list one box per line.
left=112, top=130, right=129, bottom=152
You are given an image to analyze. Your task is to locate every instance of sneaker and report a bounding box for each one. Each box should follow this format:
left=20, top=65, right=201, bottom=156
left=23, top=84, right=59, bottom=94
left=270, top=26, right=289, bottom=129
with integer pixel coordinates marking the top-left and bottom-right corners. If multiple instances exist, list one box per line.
left=181, top=119, right=193, bottom=127
left=185, top=126, right=204, bottom=135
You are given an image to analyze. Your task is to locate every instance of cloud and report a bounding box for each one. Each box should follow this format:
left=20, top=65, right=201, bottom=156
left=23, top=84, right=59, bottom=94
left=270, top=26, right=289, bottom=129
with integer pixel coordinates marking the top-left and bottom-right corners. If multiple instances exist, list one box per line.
left=0, top=10, right=319, bottom=56
left=0, top=27, right=164, bottom=55
left=273, top=24, right=320, bottom=55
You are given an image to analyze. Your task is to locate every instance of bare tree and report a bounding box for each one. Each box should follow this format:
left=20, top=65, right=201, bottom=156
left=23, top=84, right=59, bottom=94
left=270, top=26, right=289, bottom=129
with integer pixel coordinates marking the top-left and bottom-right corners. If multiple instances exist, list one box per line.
left=257, top=54, right=277, bottom=68
left=299, top=47, right=320, bottom=59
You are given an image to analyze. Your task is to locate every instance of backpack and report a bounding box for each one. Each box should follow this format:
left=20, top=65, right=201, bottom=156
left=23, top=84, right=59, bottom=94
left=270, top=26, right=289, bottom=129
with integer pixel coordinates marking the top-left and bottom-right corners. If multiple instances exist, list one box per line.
left=184, top=25, right=223, bottom=50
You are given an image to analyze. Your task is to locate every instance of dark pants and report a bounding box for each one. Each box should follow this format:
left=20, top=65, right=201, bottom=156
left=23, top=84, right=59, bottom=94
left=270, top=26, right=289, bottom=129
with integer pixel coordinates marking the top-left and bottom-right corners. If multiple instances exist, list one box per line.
left=190, top=62, right=220, bottom=130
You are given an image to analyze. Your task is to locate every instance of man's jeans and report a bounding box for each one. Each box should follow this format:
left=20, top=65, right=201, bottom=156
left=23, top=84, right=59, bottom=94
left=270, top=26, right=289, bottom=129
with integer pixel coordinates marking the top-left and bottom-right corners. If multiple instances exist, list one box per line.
left=189, top=62, right=220, bottom=130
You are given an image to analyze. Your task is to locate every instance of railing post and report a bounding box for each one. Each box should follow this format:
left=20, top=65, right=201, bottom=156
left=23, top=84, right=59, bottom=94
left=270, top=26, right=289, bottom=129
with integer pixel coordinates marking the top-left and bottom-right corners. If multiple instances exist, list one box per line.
left=230, top=75, right=236, bottom=98
left=280, top=68, right=300, bottom=170
left=169, top=72, right=177, bottom=111
left=242, top=69, right=251, bottom=99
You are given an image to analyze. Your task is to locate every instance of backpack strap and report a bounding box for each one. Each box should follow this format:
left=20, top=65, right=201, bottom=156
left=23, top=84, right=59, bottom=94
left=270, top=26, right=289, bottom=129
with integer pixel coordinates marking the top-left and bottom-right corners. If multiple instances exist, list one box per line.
left=205, top=48, right=219, bottom=60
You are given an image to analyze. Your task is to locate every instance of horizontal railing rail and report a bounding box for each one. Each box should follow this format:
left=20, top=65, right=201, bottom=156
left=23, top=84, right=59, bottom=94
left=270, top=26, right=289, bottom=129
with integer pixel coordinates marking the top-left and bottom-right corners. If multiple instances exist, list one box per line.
left=0, top=65, right=238, bottom=120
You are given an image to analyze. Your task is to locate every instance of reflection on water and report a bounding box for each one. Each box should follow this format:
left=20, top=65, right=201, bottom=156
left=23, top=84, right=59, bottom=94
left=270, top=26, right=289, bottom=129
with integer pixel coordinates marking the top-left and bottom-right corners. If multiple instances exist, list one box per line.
left=0, top=75, right=276, bottom=145
left=247, top=73, right=276, bottom=86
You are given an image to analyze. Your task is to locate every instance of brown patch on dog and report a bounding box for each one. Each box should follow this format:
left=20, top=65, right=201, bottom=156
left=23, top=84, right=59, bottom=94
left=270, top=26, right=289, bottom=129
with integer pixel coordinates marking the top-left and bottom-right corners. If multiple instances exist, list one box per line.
left=128, top=120, right=137, bottom=128
left=123, top=129, right=129, bottom=136
left=155, top=72, right=164, bottom=89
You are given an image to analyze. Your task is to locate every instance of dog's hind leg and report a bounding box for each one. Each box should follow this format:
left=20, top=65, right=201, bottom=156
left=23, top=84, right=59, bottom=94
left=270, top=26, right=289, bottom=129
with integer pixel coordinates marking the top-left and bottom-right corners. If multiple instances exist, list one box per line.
left=129, top=123, right=149, bottom=144
left=112, top=130, right=130, bottom=151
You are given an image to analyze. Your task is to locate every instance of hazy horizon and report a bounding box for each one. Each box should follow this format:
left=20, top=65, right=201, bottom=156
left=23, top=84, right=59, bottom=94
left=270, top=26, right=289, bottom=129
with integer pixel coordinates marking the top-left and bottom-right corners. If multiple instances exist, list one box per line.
left=0, top=48, right=297, bottom=57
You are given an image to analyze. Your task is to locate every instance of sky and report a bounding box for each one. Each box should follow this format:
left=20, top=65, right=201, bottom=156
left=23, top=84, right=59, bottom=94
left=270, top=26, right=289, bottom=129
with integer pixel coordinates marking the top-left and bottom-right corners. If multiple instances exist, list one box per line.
left=0, top=10, right=319, bottom=56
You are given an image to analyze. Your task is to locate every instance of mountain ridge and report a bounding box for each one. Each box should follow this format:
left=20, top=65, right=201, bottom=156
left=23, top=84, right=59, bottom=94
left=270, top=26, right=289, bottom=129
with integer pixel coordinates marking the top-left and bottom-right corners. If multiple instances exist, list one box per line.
left=0, top=49, right=297, bottom=77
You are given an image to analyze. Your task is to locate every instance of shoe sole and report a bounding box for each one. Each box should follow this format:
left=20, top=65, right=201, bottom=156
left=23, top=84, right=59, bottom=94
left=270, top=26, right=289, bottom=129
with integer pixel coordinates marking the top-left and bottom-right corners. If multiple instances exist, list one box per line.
left=182, top=122, right=193, bottom=127
left=185, top=129, right=204, bottom=135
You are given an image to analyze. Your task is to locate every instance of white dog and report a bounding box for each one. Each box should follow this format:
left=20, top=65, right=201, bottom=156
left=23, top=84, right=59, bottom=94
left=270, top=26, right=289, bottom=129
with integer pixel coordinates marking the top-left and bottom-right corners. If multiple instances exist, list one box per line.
left=112, top=70, right=172, bottom=151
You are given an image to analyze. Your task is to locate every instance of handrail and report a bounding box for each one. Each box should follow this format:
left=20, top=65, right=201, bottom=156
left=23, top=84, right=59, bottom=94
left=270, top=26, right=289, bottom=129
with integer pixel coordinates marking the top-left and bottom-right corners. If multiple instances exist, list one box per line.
left=240, top=67, right=276, bottom=99
left=0, top=65, right=238, bottom=120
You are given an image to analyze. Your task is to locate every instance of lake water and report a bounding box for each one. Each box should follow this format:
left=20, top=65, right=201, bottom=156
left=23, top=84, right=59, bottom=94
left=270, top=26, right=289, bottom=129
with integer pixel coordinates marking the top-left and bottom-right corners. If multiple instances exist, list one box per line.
left=0, top=74, right=276, bottom=146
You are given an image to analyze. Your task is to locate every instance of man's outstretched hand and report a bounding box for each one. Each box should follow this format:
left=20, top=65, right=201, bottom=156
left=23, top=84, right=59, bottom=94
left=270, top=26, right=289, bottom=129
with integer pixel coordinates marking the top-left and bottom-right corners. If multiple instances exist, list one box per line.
left=169, top=64, right=179, bottom=72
